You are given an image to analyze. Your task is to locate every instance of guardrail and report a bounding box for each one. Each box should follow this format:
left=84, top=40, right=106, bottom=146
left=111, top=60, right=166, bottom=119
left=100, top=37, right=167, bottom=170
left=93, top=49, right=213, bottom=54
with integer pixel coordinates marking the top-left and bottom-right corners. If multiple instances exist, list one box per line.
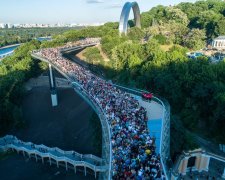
left=60, top=43, right=99, bottom=53
left=0, top=135, right=107, bottom=177
left=71, top=82, right=112, bottom=180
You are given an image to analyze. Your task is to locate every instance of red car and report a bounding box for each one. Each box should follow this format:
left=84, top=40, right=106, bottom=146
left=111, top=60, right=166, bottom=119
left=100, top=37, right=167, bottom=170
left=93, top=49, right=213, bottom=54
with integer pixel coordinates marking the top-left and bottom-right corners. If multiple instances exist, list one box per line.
left=142, top=93, right=153, bottom=100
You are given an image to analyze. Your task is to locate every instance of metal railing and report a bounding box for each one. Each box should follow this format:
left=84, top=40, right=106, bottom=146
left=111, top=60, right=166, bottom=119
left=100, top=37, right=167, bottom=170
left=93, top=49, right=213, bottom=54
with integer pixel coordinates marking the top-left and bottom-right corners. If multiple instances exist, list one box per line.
left=0, top=135, right=107, bottom=176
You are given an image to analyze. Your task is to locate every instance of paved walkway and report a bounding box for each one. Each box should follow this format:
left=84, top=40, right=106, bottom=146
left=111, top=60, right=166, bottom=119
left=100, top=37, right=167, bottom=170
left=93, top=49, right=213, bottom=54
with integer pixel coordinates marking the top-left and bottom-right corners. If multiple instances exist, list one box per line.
left=130, top=95, right=163, bottom=154
left=137, top=98, right=163, bottom=120
left=140, top=99, right=163, bottom=154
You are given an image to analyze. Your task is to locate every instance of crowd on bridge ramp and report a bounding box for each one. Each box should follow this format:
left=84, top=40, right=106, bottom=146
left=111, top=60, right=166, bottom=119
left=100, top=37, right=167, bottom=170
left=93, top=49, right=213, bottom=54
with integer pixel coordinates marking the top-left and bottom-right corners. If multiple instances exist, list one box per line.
left=34, top=38, right=165, bottom=180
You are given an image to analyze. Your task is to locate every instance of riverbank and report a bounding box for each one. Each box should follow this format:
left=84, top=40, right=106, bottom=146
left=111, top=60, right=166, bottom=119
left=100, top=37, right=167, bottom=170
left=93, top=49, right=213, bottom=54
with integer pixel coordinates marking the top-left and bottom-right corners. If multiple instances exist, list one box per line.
left=0, top=43, right=21, bottom=50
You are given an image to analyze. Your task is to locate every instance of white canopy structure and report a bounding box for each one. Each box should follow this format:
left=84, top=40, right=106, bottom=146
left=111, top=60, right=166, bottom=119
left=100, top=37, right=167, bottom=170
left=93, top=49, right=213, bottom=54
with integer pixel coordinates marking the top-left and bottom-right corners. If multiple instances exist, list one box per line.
left=212, top=36, right=225, bottom=50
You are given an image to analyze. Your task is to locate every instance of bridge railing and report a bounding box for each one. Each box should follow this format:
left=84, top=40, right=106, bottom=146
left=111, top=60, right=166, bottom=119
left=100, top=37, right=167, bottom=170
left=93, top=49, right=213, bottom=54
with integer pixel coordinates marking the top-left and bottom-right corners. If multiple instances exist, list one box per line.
left=60, top=43, right=99, bottom=53
left=71, top=80, right=112, bottom=180
left=0, top=135, right=108, bottom=172
left=0, top=135, right=102, bottom=163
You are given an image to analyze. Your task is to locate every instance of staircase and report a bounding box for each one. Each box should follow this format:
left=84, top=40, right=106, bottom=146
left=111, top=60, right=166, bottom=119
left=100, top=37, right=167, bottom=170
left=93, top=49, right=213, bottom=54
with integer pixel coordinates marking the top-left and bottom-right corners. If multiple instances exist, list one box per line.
left=0, top=135, right=108, bottom=177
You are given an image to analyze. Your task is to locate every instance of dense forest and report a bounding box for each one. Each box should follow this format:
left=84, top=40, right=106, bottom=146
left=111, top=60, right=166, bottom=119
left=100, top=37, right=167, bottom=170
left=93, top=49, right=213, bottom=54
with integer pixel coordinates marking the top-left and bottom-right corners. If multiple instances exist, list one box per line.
left=0, top=27, right=83, bottom=47
left=0, top=0, right=225, bottom=160
left=0, top=40, right=47, bottom=133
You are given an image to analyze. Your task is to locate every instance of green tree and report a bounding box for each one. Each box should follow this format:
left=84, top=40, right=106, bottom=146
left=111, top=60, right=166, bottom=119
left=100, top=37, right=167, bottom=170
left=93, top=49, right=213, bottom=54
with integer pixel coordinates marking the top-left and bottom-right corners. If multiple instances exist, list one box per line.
left=127, top=27, right=145, bottom=41
left=183, top=28, right=206, bottom=50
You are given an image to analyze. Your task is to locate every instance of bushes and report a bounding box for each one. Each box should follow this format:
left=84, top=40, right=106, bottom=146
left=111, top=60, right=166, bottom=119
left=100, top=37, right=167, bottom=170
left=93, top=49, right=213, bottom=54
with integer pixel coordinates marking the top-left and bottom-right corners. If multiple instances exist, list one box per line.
left=153, top=34, right=168, bottom=45
left=0, top=40, right=45, bottom=135
left=83, top=47, right=103, bottom=64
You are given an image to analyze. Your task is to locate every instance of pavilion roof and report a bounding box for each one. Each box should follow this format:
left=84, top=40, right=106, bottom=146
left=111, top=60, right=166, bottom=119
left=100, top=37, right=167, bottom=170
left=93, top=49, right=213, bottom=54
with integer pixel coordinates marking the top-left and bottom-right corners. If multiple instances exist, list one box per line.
left=214, top=36, right=225, bottom=40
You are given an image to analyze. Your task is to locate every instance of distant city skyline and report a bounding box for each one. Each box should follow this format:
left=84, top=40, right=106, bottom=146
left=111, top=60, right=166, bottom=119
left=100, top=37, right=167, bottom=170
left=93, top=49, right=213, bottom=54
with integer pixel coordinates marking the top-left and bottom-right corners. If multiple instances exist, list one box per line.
left=0, top=0, right=196, bottom=24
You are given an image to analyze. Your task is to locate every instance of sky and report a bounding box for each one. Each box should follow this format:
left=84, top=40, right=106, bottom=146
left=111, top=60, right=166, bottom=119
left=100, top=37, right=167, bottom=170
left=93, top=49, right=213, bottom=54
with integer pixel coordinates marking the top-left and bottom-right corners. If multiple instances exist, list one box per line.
left=0, top=0, right=197, bottom=24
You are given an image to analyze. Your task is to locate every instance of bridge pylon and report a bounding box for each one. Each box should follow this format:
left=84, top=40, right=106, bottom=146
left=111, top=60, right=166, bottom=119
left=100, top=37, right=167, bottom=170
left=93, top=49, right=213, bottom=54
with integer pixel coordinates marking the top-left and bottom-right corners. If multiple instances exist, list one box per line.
left=48, top=63, right=58, bottom=106
left=222, top=168, right=225, bottom=179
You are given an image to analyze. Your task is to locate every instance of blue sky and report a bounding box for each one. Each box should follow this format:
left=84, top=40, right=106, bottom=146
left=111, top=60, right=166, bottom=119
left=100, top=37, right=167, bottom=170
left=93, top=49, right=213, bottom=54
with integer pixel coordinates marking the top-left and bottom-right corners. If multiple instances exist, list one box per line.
left=0, top=0, right=196, bottom=24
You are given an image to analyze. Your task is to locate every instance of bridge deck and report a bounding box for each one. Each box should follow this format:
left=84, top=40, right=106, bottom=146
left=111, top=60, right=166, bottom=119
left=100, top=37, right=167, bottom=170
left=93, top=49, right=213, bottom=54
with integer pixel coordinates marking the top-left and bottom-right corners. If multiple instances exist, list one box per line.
left=132, top=96, right=163, bottom=154
left=30, top=42, right=168, bottom=179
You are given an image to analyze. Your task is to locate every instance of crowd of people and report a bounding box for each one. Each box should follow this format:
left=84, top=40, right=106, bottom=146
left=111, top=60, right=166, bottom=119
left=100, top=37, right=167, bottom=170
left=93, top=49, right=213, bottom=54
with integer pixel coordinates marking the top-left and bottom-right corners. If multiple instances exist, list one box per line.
left=34, top=38, right=165, bottom=180
left=61, top=38, right=101, bottom=49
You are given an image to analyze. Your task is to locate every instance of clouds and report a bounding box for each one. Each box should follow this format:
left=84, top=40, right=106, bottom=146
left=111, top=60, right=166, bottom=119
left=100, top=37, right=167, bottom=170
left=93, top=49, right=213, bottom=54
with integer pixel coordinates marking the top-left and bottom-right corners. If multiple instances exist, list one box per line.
left=106, top=3, right=122, bottom=9
left=86, top=0, right=104, bottom=4
left=86, top=0, right=122, bottom=9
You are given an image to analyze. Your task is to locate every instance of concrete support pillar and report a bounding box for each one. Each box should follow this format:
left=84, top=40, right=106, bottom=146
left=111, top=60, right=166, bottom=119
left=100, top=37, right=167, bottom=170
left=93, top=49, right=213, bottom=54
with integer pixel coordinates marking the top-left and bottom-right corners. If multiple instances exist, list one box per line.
left=49, top=157, right=51, bottom=166
left=35, top=154, right=38, bottom=162
left=222, top=168, right=225, bottom=179
left=57, top=161, right=59, bottom=168
left=49, top=64, right=58, bottom=107
left=204, top=155, right=210, bottom=171
left=42, top=157, right=44, bottom=164
left=84, top=166, right=87, bottom=176
left=23, top=151, right=25, bottom=156
left=198, top=154, right=204, bottom=172
left=94, top=166, right=97, bottom=179
left=74, top=165, right=76, bottom=173
left=197, top=154, right=210, bottom=172
left=66, top=162, right=68, bottom=171
left=179, top=157, right=189, bottom=175
left=195, top=154, right=201, bottom=171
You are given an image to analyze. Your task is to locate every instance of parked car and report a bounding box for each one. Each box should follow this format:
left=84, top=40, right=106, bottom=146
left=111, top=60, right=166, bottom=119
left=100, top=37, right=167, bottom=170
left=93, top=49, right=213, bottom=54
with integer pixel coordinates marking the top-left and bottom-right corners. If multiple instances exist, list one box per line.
left=142, top=92, right=153, bottom=100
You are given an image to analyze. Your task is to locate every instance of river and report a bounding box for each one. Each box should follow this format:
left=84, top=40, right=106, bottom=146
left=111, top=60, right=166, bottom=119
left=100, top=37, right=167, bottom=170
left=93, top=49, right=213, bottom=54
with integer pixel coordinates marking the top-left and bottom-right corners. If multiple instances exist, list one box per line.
left=0, top=44, right=20, bottom=58
left=0, top=37, right=52, bottom=59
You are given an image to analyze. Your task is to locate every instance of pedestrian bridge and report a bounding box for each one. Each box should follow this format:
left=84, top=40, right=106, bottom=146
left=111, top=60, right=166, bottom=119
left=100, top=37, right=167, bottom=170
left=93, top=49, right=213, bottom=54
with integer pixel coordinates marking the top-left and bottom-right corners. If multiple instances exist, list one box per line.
left=1, top=41, right=171, bottom=180
left=32, top=42, right=170, bottom=179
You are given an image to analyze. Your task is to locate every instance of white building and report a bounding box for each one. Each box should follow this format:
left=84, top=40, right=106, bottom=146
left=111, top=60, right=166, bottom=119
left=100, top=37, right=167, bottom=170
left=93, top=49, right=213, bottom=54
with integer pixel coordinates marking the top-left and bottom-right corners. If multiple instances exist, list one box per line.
left=0, top=23, right=5, bottom=28
left=212, top=36, right=225, bottom=50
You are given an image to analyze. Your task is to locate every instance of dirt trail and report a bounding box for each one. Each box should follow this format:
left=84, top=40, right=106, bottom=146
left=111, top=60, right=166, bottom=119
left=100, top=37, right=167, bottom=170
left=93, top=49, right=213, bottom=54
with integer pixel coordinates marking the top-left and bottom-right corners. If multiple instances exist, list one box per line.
left=96, top=45, right=110, bottom=62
